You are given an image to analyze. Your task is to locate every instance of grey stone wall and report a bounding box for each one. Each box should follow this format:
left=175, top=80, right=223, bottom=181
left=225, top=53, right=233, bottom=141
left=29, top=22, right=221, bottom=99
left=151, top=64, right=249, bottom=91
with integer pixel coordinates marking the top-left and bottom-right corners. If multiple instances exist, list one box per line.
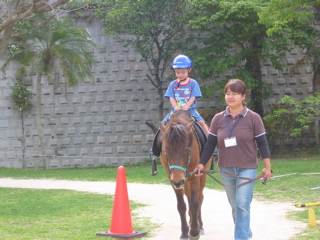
left=0, top=17, right=315, bottom=169
left=261, top=48, right=316, bottom=104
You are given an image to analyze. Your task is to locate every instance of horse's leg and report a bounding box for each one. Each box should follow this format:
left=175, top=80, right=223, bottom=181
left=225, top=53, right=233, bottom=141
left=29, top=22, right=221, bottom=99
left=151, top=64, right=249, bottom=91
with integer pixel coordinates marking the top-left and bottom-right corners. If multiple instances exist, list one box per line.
left=189, top=189, right=201, bottom=239
left=198, top=190, right=204, bottom=236
left=185, top=182, right=201, bottom=240
left=198, top=174, right=207, bottom=235
left=174, top=188, right=189, bottom=239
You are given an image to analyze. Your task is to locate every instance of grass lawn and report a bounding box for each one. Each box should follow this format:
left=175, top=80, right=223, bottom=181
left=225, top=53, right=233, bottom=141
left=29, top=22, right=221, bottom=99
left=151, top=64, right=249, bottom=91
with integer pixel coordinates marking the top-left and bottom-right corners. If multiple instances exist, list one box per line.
left=0, top=187, right=151, bottom=240
left=0, top=157, right=319, bottom=239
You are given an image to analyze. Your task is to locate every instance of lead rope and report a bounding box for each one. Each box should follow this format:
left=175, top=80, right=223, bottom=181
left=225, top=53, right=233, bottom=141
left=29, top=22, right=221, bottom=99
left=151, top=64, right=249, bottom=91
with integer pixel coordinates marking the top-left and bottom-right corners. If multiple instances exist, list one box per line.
left=186, top=170, right=272, bottom=187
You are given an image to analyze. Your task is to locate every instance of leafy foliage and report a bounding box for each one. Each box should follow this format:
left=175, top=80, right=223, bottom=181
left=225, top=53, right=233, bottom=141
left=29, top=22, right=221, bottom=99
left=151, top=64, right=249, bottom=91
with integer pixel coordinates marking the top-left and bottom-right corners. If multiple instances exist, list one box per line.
left=3, top=14, right=97, bottom=87
left=263, top=102, right=301, bottom=152
left=276, top=94, right=320, bottom=136
left=10, top=83, right=33, bottom=111
left=259, top=0, right=320, bottom=94
left=26, top=15, right=96, bottom=86
left=187, top=0, right=291, bottom=116
left=258, top=0, right=316, bottom=36
left=94, top=0, right=190, bottom=71
left=0, top=0, right=72, bottom=58
left=264, top=94, right=320, bottom=152
left=64, top=0, right=98, bottom=20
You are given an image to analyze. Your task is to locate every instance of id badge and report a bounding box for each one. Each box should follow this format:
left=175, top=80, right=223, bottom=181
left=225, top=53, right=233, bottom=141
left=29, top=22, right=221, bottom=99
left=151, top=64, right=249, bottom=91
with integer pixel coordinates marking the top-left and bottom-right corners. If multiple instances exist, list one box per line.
left=224, top=136, right=237, bottom=147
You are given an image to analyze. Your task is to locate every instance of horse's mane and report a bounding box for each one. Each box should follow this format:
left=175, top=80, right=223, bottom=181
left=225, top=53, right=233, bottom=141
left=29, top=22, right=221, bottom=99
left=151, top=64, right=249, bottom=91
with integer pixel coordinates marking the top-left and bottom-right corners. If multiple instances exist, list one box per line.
left=162, top=111, right=194, bottom=149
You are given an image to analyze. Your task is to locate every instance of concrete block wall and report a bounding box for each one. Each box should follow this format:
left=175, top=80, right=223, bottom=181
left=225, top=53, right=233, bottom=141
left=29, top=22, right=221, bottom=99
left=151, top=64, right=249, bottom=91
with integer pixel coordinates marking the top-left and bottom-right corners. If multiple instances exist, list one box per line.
left=261, top=49, right=316, bottom=105
left=0, top=17, right=315, bottom=169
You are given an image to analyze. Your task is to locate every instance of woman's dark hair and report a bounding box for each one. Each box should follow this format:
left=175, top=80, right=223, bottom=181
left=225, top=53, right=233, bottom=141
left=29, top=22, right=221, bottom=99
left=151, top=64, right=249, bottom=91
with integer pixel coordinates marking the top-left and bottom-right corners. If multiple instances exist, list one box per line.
left=224, top=79, right=247, bottom=95
left=224, top=79, right=247, bottom=106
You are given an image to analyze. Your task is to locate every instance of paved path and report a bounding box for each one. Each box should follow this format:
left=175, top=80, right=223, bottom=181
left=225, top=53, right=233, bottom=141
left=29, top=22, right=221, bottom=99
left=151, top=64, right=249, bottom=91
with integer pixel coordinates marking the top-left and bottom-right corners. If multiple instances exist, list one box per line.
left=0, top=178, right=306, bottom=240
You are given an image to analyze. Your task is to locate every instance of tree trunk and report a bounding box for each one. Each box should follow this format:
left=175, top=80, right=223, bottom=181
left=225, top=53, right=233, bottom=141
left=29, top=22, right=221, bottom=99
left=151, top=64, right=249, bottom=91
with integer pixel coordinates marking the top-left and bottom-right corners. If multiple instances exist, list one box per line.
left=250, top=80, right=264, bottom=118
left=36, top=72, right=47, bottom=169
left=145, top=71, right=165, bottom=134
left=246, top=56, right=264, bottom=118
left=0, top=23, right=14, bottom=58
left=244, top=33, right=266, bottom=118
left=315, top=117, right=320, bottom=147
left=312, top=59, right=319, bottom=146
left=20, top=110, right=26, bottom=169
left=158, top=94, right=164, bottom=121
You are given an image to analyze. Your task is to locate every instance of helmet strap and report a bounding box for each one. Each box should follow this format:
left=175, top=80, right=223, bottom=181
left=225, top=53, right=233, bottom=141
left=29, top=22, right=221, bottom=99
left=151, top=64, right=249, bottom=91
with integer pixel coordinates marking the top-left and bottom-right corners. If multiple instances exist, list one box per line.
left=174, top=67, right=191, bottom=88
left=177, top=77, right=189, bottom=88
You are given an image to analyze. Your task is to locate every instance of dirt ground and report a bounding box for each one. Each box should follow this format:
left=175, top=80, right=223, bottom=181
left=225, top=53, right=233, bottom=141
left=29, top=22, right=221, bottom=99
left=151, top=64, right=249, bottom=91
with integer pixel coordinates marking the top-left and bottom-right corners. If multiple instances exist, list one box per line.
left=0, top=178, right=307, bottom=240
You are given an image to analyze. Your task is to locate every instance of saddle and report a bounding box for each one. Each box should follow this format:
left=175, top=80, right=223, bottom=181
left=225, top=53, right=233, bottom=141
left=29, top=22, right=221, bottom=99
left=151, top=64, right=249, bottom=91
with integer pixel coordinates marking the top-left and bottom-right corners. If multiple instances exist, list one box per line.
left=150, top=122, right=208, bottom=157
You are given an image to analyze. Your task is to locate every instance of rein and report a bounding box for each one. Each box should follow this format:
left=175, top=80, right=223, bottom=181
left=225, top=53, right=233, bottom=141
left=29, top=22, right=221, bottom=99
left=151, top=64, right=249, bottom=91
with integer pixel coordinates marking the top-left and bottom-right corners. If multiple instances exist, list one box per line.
left=186, top=170, right=268, bottom=187
left=163, top=145, right=267, bottom=187
left=158, top=150, right=267, bottom=187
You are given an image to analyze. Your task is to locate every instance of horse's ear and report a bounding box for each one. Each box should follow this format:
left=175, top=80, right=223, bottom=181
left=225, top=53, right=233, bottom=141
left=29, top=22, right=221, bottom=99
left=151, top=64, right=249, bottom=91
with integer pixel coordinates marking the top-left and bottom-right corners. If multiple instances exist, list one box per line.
left=160, top=122, right=167, bottom=132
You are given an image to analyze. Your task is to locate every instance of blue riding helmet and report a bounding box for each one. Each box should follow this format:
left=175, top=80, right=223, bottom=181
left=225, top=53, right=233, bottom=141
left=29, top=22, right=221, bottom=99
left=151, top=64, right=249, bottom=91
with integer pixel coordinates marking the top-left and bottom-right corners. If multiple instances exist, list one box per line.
left=172, top=55, right=193, bottom=69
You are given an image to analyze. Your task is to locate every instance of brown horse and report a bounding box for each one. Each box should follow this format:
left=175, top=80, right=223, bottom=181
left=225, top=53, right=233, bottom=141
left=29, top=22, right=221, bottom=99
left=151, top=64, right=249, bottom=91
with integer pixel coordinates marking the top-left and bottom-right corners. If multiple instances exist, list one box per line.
left=159, top=110, right=212, bottom=240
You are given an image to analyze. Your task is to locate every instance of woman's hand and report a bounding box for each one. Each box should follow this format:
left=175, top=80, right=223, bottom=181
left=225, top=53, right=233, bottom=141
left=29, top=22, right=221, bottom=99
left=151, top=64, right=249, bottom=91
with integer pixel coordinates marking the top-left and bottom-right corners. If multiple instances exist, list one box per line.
left=261, top=168, right=273, bottom=182
left=194, top=164, right=204, bottom=176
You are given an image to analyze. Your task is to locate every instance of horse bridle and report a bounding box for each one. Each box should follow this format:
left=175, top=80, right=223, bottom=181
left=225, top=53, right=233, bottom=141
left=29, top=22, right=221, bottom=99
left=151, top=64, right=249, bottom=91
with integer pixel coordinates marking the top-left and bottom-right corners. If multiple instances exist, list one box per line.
left=165, top=147, right=191, bottom=178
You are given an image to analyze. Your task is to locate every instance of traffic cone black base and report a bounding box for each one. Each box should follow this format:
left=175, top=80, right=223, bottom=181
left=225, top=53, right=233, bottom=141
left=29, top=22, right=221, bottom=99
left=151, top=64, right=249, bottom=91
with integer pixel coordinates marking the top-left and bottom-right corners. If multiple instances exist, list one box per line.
left=96, top=230, right=147, bottom=239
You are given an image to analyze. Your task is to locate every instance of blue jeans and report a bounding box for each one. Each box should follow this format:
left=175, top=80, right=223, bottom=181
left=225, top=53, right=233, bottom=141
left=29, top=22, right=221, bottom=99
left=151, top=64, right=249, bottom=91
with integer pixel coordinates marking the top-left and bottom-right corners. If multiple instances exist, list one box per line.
left=220, top=167, right=256, bottom=240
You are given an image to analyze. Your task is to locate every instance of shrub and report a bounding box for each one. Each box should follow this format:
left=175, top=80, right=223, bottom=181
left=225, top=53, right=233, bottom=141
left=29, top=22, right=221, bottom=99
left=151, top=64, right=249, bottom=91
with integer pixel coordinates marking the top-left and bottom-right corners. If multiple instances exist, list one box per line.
left=264, top=93, right=320, bottom=153
left=11, top=82, right=33, bottom=111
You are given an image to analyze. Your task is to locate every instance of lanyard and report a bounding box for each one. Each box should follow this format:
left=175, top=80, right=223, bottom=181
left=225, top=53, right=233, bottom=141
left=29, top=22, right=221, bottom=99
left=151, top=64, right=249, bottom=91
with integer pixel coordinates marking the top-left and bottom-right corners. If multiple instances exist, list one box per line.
left=224, top=111, right=242, bottom=137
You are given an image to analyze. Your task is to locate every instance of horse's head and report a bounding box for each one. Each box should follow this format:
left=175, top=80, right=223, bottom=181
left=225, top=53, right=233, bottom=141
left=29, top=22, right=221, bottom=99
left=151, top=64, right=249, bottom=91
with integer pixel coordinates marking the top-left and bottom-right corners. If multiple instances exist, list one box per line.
left=160, top=111, right=194, bottom=189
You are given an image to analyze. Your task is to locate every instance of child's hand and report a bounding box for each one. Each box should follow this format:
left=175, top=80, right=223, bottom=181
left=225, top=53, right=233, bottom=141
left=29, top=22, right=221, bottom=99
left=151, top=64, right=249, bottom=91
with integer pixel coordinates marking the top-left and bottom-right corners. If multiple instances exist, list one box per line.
left=174, top=106, right=181, bottom=111
left=182, top=105, right=189, bottom=111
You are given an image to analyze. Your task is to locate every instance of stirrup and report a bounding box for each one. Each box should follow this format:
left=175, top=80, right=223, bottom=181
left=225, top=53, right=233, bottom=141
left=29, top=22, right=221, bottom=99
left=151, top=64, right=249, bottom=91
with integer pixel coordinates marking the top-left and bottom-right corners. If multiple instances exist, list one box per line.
left=149, top=149, right=158, bottom=176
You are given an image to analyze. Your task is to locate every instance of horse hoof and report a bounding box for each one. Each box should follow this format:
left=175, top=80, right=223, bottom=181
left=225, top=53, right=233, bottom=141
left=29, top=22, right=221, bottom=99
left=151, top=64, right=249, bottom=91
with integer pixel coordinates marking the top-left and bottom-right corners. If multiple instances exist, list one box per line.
left=189, top=233, right=200, bottom=240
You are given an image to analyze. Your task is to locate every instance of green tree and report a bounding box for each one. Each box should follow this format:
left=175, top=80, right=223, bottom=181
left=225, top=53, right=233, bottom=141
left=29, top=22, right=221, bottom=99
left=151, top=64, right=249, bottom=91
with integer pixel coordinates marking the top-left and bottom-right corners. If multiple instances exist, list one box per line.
left=0, top=0, right=71, bottom=58
left=188, top=0, right=291, bottom=117
left=93, top=0, right=193, bottom=131
left=259, top=0, right=320, bottom=147
left=258, top=0, right=318, bottom=36
left=259, top=0, right=320, bottom=94
left=3, top=14, right=96, bottom=169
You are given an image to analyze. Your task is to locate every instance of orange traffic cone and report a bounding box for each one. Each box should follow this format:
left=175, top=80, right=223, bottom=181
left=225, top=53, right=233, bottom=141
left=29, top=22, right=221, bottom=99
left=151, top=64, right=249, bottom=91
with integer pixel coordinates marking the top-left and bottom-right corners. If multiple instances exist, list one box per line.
left=96, top=166, right=147, bottom=239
